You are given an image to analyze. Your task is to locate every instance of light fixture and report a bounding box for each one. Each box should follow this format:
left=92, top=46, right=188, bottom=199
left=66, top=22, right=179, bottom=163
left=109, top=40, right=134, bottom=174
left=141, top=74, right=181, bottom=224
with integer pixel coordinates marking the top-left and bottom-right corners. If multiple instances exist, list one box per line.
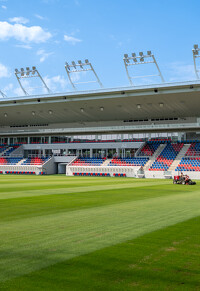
left=48, top=110, right=53, bottom=115
left=14, top=66, right=50, bottom=96
left=80, top=108, right=84, bottom=112
left=32, top=111, right=36, bottom=116
left=26, top=67, right=30, bottom=76
left=123, top=49, right=164, bottom=85
left=72, top=61, right=76, bottom=69
left=194, top=44, right=198, bottom=49
left=64, top=59, right=103, bottom=90
left=78, top=60, right=83, bottom=69
left=159, top=103, right=164, bottom=108
left=100, top=107, right=104, bottom=111
left=137, top=104, right=141, bottom=109
left=4, top=113, right=8, bottom=117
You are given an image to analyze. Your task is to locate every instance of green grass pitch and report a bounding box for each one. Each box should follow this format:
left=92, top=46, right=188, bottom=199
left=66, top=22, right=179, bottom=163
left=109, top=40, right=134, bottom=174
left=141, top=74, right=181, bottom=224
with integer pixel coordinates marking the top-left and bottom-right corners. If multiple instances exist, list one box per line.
left=0, top=175, right=200, bottom=290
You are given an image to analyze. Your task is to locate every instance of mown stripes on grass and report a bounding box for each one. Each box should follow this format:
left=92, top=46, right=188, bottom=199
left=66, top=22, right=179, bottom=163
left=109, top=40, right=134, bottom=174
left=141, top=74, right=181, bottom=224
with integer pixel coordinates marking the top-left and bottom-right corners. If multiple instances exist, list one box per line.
left=0, top=175, right=200, bottom=285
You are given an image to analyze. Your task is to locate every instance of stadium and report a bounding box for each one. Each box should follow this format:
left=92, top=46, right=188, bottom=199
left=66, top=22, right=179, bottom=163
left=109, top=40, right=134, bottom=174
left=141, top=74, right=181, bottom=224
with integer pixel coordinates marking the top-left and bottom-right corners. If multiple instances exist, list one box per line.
left=1, top=2, right=200, bottom=289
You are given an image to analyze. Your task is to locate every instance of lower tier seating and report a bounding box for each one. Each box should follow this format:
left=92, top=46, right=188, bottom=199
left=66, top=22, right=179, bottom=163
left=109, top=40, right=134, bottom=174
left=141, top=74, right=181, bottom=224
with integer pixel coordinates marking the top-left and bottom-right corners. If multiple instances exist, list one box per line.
left=71, top=157, right=105, bottom=166
left=22, top=157, right=49, bottom=165
left=150, top=142, right=184, bottom=171
left=109, top=157, right=148, bottom=166
left=0, top=157, right=23, bottom=165
left=176, top=157, right=200, bottom=171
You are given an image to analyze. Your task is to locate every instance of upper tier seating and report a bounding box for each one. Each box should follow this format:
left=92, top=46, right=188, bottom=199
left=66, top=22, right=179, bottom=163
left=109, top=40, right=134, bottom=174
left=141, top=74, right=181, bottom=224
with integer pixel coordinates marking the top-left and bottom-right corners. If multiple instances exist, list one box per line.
left=0, top=157, right=23, bottom=165
left=176, top=157, right=200, bottom=171
left=139, top=141, right=161, bottom=157
left=185, top=142, right=200, bottom=156
left=109, top=157, right=149, bottom=167
left=71, top=157, right=105, bottom=166
left=22, top=157, right=49, bottom=165
left=149, top=142, right=184, bottom=171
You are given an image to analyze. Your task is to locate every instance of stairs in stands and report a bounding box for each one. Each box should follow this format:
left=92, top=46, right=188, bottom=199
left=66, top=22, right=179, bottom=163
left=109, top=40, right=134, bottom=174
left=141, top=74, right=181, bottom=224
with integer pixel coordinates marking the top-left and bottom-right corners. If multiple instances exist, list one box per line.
left=102, top=159, right=112, bottom=166
left=144, top=143, right=167, bottom=170
left=168, top=144, right=191, bottom=171
left=16, top=158, right=27, bottom=165
left=0, top=147, right=10, bottom=156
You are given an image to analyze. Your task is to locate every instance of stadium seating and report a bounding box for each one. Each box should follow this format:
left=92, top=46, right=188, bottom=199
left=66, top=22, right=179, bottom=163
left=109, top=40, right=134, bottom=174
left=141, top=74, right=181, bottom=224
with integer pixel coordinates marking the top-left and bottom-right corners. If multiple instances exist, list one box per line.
left=71, top=157, right=105, bottom=166
left=139, top=141, right=161, bottom=157
left=150, top=142, right=184, bottom=171
left=109, top=157, right=148, bottom=166
left=185, top=142, right=200, bottom=156
left=176, top=157, right=200, bottom=171
left=22, top=157, right=49, bottom=165
left=0, top=157, right=23, bottom=165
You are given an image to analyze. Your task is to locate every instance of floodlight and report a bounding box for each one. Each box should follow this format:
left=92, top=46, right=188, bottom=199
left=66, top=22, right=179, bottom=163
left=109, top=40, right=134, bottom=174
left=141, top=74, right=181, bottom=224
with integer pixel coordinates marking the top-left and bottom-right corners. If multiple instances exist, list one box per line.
left=64, top=59, right=103, bottom=90
left=137, top=104, right=141, bottom=109
left=4, top=113, right=8, bottom=117
left=65, top=62, right=70, bottom=70
left=80, top=108, right=84, bottom=112
left=48, top=110, right=53, bottom=115
left=123, top=49, right=165, bottom=85
left=100, top=107, right=104, bottom=111
left=72, top=61, right=76, bottom=69
left=32, top=111, right=36, bottom=116
left=26, top=67, right=30, bottom=76
left=14, top=66, right=51, bottom=96
left=194, top=44, right=198, bottom=49
left=78, top=60, right=83, bottom=68
left=159, top=103, right=164, bottom=107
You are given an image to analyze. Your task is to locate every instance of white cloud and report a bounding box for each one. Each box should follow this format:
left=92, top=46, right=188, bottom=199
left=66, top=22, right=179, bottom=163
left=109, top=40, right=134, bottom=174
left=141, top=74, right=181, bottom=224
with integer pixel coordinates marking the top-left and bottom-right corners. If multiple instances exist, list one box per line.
left=9, top=17, right=29, bottom=24
left=1, top=5, right=6, bottom=9
left=0, top=63, right=9, bottom=78
left=37, top=49, right=53, bottom=62
left=64, top=34, right=82, bottom=45
left=0, top=21, right=52, bottom=43
left=34, top=14, right=46, bottom=20
left=43, top=75, right=68, bottom=92
left=15, top=44, right=32, bottom=49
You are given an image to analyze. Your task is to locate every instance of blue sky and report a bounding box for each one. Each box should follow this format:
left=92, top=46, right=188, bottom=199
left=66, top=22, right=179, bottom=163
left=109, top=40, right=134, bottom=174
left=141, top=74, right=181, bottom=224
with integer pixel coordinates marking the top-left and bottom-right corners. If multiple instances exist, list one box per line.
left=0, top=0, right=200, bottom=97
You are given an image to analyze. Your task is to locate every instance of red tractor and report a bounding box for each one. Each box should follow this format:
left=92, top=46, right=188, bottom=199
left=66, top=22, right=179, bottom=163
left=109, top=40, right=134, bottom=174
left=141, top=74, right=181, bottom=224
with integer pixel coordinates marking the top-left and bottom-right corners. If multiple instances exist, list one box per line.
left=173, top=175, right=196, bottom=185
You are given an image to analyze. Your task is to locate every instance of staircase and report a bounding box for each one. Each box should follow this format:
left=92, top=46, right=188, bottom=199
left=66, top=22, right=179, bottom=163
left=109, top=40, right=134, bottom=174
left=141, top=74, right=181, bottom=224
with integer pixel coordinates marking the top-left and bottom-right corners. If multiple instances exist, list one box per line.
left=144, top=143, right=167, bottom=170
left=0, top=147, right=10, bottom=156
left=135, top=142, right=146, bottom=156
left=102, top=159, right=112, bottom=166
left=16, top=158, right=27, bottom=165
left=169, top=144, right=191, bottom=171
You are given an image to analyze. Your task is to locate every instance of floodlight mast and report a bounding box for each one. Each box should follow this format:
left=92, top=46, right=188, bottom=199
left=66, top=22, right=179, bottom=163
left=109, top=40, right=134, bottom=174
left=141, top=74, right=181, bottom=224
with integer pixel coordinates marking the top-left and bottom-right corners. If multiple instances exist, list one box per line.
left=123, top=51, right=164, bottom=85
left=65, top=59, right=103, bottom=90
left=14, top=66, right=51, bottom=96
left=0, top=90, right=7, bottom=98
left=192, top=44, right=200, bottom=79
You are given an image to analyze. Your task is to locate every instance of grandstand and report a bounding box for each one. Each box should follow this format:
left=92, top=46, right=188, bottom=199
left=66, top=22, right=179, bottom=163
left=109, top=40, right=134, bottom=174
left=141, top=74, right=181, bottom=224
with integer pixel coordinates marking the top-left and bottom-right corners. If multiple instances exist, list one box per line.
left=1, top=50, right=200, bottom=179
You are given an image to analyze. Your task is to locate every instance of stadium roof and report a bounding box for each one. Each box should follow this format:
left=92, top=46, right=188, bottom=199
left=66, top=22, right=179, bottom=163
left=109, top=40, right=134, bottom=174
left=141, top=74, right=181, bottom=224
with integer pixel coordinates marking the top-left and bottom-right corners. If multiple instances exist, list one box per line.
left=1, top=80, right=200, bottom=135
